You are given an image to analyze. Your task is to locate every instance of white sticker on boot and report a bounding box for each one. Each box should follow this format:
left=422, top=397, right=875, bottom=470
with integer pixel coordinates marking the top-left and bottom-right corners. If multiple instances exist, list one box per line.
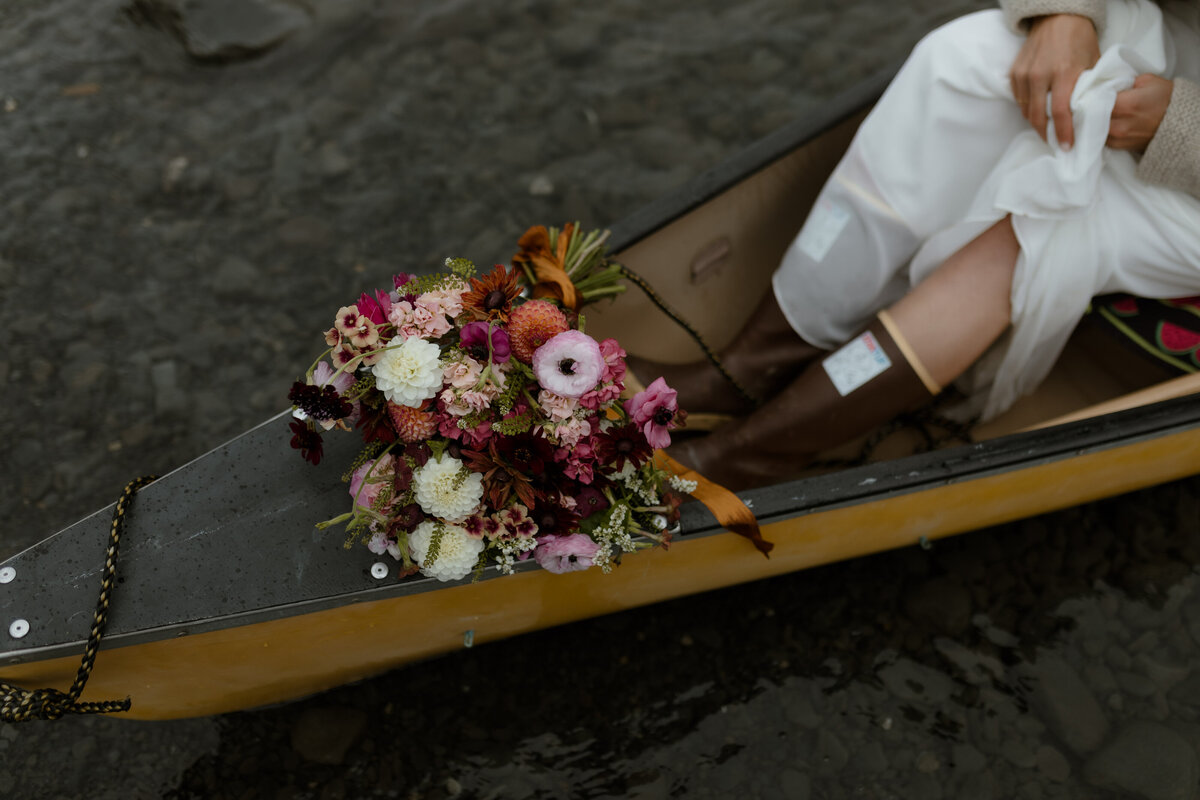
left=796, top=196, right=851, bottom=263
left=822, top=331, right=891, bottom=396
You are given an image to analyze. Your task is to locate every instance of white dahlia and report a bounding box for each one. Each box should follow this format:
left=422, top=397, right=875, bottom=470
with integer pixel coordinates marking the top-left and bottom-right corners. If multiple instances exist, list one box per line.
left=408, top=520, right=485, bottom=582
left=413, top=454, right=484, bottom=522
left=371, top=336, right=444, bottom=407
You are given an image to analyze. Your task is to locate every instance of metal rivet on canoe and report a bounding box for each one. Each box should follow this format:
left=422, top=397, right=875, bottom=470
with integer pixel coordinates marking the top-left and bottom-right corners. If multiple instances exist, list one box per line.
left=0, top=566, right=14, bottom=584
left=918, top=536, right=932, bottom=551
left=370, top=562, right=388, bottom=580
left=463, top=629, right=475, bottom=648
left=9, top=619, right=29, bottom=639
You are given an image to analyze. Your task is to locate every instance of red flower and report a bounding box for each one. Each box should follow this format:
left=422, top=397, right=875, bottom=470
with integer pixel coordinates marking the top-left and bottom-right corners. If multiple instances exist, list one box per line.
left=288, top=420, right=324, bottom=465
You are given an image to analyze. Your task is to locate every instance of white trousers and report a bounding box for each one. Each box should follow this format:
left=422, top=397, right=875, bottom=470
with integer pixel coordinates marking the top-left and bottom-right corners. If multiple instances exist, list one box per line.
left=773, top=3, right=1200, bottom=419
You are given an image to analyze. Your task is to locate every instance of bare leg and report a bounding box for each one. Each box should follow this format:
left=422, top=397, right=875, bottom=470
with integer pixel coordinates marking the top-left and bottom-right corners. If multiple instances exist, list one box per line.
left=887, top=216, right=1020, bottom=387
left=672, top=216, right=1021, bottom=490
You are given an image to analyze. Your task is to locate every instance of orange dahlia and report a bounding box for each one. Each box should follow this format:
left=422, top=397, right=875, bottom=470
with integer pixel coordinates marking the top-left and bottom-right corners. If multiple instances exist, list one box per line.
left=507, top=299, right=568, bottom=363
left=388, top=402, right=438, bottom=443
left=461, top=264, right=523, bottom=323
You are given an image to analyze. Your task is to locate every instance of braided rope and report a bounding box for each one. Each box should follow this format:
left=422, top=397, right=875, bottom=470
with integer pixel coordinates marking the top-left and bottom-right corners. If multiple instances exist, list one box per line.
left=616, top=262, right=762, bottom=406
left=1, top=475, right=157, bottom=723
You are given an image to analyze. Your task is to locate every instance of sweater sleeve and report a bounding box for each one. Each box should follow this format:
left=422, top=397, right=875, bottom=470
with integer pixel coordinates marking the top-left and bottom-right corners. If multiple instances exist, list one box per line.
left=1137, top=77, right=1200, bottom=199
left=998, top=0, right=1107, bottom=34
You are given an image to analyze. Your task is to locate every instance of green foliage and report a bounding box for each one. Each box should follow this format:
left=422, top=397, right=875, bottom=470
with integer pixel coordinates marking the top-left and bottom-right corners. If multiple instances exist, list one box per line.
left=491, top=410, right=534, bottom=436
left=408, top=259, right=476, bottom=295
left=341, top=440, right=385, bottom=483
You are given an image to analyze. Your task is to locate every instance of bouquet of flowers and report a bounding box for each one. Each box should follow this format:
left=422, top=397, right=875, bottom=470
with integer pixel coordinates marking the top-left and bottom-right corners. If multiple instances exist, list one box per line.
left=288, top=224, right=697, bottom=582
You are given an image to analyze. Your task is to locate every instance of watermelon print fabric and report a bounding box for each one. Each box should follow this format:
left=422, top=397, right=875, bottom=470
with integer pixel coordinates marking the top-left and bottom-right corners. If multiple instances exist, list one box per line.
left=1093, top=294, right=1200, bottom=373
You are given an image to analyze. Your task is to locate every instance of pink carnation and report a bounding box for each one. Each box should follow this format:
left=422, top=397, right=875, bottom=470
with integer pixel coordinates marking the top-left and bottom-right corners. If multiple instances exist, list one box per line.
left=534, top=533, right=601, bottom=574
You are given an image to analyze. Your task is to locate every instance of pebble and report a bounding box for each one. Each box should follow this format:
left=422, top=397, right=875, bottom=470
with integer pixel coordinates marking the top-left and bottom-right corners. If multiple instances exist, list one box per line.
left=915, top=750, right=941, bottom=774
left=290, top=706, right=368, bottom=765
left=1023, top=652, right=1110, bottom=756
left=1083, top=721, right=1199, bottom=800
left=1035, top=745, right=1071, bottom=783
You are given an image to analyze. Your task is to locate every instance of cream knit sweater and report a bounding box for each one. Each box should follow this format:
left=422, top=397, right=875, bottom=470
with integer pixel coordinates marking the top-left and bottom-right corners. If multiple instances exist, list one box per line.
left=1000, top=0, right=1200, bottom=198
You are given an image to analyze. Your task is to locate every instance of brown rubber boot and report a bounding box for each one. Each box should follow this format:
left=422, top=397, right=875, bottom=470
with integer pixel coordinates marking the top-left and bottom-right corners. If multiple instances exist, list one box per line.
left=626, top=288, right=825, bottom=417
left=670, top=315, right=937, bottom=490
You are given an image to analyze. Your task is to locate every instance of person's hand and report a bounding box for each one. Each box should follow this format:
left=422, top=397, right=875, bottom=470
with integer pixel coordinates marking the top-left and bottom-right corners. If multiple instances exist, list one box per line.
left=1107, top=73, right=1173, bottom=151
left=1009, top=14, right=1100, bottom=150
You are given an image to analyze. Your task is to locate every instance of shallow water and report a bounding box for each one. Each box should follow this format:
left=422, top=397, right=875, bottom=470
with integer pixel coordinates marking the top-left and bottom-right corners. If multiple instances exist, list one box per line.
left=4, top=1, right=1199, bottom=798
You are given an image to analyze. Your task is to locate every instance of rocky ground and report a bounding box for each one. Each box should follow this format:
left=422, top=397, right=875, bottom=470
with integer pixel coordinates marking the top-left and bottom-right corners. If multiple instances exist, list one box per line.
left=4, top=0, right=1200, bottom=798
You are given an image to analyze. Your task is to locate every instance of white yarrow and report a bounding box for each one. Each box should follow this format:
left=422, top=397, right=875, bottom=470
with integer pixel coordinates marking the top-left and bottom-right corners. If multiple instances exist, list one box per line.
left=413, top=454, right=484, bottom=522
left=371, top=336, right=444, bottom=407
left=408, top=520, right=484, bottom=582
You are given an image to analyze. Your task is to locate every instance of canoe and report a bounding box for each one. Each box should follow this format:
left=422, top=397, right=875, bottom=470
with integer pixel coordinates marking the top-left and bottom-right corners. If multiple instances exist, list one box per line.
left=4, top=68, right=1200, bottom=721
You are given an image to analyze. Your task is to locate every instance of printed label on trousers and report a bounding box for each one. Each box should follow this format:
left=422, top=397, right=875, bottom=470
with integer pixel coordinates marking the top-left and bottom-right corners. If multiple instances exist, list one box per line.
left=796, top=196, right=851, bottom=263
left=823, top=331, right=891, bottom=396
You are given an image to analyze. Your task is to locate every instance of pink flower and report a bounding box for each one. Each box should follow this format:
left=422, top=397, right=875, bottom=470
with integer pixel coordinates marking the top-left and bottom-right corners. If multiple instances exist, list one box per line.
left=357, top=290, right=392, bottom=325
left=534, top=533, right=600, bottom=574
left=552, top=417, right=591, bottom=448
left=537, top=390, right=577, bottom=422
left=460, top=321, right=511, bottom=364
left=598, top=338, right=627, bottom=384
left=532, top=330, right=604, bottom=399
left=625, top=377, right=684, bottom=450
left=349, top=454, right=395, bottom=512
left=444, top=356, right=484, bottom=390
left=313, top=361, right=354, bottom=394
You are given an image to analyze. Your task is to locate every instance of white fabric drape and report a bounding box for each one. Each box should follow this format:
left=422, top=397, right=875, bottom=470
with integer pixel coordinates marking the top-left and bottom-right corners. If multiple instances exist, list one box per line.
left=773, top=1, right=1200, bottom=419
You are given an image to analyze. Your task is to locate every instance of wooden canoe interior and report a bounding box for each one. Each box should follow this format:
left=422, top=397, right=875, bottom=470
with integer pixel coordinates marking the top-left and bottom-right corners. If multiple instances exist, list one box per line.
left=589, top=110, right=1197, bottom=463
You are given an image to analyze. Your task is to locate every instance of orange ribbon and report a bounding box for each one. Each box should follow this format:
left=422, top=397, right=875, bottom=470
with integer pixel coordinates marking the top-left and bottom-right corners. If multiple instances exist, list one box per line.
left=513, top=224, right=580, bottom=311
left=655, top=451, right=773, bottom=558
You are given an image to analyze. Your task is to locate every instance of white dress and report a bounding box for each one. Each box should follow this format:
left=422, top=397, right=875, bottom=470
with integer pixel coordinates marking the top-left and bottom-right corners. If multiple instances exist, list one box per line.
left=773, top=0, right=1200, bottom=419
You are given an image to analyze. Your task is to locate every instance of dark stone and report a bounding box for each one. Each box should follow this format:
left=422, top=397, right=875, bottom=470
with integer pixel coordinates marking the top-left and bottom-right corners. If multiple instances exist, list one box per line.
left=1083, top=721, right=1199, bottom=800
left=290, top=706, right=368, bottom=765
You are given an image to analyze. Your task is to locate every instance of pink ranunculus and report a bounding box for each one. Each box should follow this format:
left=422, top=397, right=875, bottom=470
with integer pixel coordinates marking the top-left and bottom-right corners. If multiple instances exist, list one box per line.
left=532, top=330, right=605, bottom=399
left=625, top=376, right=682, bottom=450
left=534, top=533, right=600, bottom=574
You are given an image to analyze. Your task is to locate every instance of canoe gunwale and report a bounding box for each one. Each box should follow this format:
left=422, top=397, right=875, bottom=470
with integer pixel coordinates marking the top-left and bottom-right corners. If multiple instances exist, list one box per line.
left=5, top=390, right=1199, bottom=668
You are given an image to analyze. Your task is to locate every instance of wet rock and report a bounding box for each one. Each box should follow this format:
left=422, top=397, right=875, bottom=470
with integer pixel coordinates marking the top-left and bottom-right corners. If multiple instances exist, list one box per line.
left=151, top=359, right=187, bottom=414
left=212, top=255, right=263, bottom=297
left=851, top=740, right=888, bottom=772
left=129, top=0, right=311, bottom=62
left=1023, top=652, right=1109, bottom=756
left=290, top=706, right=368, bottom=765
left=904, top=577, right=972, bottom=635
left=277, top=216, right=333, bottom=248
left=1083, top=720, right=1199, bottom=800
left=1001, top=739, right=1036, bottom=769
left=1035, top=744, right=1070, bottom=782
left=951, top=743, right=986, bottom=774
left=958, top=769, right=998, bottom=800
left=779, top=769, right=810, bottom=800
left=815, top=728, right=849, bottom=772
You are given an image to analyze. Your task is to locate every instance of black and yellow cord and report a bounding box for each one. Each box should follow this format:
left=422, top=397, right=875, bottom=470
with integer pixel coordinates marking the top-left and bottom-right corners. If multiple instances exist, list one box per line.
left=0, top=476, right=157, bottom=723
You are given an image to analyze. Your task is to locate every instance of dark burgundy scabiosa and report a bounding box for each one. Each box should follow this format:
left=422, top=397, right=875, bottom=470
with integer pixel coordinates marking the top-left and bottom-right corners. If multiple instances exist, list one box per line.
left=288, top=420, right=325, bottom=465
left=573, top=486, right=610, bottom=518
left=459, top=321, right=512, bottom=364
left=288, top=382, right=353, bottom=423
left=496, top=433, right=556, bottom=478
left=403, top=441, right=431, bottom=468
left=387, top=503, right=425, bottom=535
left=594, top=423, right=653, bottom=472
left=529, top=502, right=582, bottom=537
